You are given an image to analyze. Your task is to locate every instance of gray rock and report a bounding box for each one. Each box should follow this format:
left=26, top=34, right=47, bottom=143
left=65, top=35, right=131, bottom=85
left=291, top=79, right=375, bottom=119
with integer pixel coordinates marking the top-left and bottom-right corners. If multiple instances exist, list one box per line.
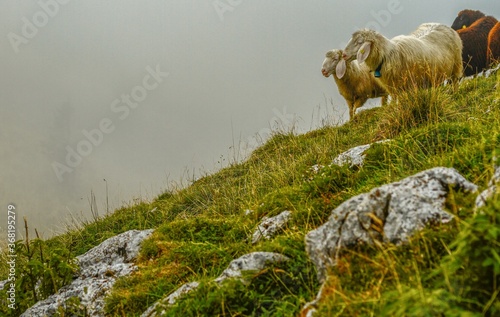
left=0, top=279, right=7, bottom=291
left=164, top=282, right=200, bottom=305
left=305, top=167, right=477, bottom=283
left=305, top=308, right=317, bottom=317
left=301, top=281, right=328, bottom=317
left=332, top=144, right=372, bottom=167
left=475, top=166, right=500, bottom=208
left=140, top=282, right=200, bottom=317
left=21, top=229, right=154, bottom=317
left=461, top=63, right=500, bottom=82
left=251, top=211, right=292, bottom=244
left=304, top=164, right=325, bottom=182
left=310, top=164, right=325, bottom=174
left=244, top=209, right=254, bottom=216
left=332, top=140, right=390, bottom=167
left=482, top=64, right=500, bottom=78
left=214, top=252, right=289, bottom=284
left=141, top=251, right=288, bottom=317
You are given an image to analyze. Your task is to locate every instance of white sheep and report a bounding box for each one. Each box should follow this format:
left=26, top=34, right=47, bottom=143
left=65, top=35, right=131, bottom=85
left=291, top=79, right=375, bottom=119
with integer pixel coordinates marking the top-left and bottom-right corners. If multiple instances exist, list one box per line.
left=321, top=49, right=388, bottom=120
left=342, top=23, right=463, bottom=94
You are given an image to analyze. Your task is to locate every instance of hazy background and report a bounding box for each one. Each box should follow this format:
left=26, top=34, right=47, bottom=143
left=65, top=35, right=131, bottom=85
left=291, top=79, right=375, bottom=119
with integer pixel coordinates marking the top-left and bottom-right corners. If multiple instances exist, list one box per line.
left=1, top=1, right=499, bottom=238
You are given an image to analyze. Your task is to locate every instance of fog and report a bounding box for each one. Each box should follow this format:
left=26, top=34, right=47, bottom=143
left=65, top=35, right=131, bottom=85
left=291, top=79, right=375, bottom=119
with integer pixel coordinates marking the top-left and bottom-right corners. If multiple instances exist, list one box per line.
left=1, top=1, right=498, bottom=238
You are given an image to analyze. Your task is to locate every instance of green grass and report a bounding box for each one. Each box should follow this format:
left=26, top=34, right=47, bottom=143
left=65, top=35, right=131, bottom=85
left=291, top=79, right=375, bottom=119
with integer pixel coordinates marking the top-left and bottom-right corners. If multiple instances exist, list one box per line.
left=1, top=70, right=500, bottom=316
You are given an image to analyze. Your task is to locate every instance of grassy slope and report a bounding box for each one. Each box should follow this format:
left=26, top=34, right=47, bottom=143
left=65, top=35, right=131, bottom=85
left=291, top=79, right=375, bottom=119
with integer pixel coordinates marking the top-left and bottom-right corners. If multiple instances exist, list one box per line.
left=1, top=70, right=500, bottom=316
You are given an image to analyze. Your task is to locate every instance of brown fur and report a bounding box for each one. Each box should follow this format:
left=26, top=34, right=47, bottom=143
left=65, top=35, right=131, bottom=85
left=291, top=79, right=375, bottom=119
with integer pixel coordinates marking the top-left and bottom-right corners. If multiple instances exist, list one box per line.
left=456, top=15, right=498, bottom=76
left=451, top=9, right=485, bottom=30
left=487, top=22, right=500, bottom=66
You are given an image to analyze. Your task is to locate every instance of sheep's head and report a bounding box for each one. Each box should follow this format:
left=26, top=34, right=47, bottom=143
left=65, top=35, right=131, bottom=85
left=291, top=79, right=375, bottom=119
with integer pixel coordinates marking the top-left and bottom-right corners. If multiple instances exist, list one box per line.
left=321, top=49, right=347, bottom=79
left=451, top=9, right=485, bottom=30
left=343, top=29, right=376, bottom=64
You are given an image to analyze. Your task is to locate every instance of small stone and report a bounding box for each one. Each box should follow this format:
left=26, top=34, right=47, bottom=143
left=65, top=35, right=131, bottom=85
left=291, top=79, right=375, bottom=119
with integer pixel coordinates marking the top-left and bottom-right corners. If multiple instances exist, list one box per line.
left=332, top=140, right=391, bottom=168
left=214, top=252, right=289, bottom=284
left=0, top=280, right=7, bottom=291
left=140, top=282, right=200, bottom=317
left=475, top=166, right=500, bottom=208
left=251, top=210, right=292, bottom=244
left=140, top=252, right=288, bottom=316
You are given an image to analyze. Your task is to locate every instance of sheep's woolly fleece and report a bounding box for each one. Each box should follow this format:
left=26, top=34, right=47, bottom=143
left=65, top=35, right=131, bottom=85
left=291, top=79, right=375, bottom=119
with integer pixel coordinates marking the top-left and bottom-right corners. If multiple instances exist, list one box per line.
left=343, top=23, right=462, bottom=93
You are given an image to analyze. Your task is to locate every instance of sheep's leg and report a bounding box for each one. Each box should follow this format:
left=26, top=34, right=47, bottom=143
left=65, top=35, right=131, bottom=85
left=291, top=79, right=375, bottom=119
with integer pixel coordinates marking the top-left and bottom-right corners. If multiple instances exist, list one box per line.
left=347, top=100, right=355, bottom=121
left=451, top=61, right=463, bottom=91
left=351, top=98, right=366, bottom=120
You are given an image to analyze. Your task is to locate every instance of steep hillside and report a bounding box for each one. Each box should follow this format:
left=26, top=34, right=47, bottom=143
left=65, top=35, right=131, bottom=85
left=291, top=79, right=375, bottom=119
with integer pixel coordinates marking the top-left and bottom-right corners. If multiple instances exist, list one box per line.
left=1, top=69, right=500, bottom=316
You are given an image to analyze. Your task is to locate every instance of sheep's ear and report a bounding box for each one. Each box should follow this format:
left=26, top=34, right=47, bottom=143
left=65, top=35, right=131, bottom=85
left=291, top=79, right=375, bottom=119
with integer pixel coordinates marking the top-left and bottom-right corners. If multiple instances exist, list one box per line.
left=357, top=42, right=371, bottom=63
left=336, top=59, right=346, bottom=79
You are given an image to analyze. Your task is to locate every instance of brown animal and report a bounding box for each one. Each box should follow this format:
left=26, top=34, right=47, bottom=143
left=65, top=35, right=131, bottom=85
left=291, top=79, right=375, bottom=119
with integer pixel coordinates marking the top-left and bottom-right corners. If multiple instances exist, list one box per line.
left=451, top=9, right=486, bottom=30
left=452, top=11, right=498, bottom=76
left=487, top=22, right=500, bottom=66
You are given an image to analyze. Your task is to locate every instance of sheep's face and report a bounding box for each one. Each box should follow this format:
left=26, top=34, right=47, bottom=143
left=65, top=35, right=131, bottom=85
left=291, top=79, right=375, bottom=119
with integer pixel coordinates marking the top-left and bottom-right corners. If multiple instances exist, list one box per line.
left=451, top=9, right=485, bottom=30
left=343, top=31, right=371, bottom=63
left=321, top=50, right=341, bottom=77
left=321, top=50, right=347, bottom=79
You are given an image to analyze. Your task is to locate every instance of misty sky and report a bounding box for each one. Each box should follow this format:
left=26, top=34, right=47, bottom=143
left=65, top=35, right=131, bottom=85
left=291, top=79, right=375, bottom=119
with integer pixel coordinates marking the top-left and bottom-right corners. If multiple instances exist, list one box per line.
left=1, top=1, right=499, bottom=237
